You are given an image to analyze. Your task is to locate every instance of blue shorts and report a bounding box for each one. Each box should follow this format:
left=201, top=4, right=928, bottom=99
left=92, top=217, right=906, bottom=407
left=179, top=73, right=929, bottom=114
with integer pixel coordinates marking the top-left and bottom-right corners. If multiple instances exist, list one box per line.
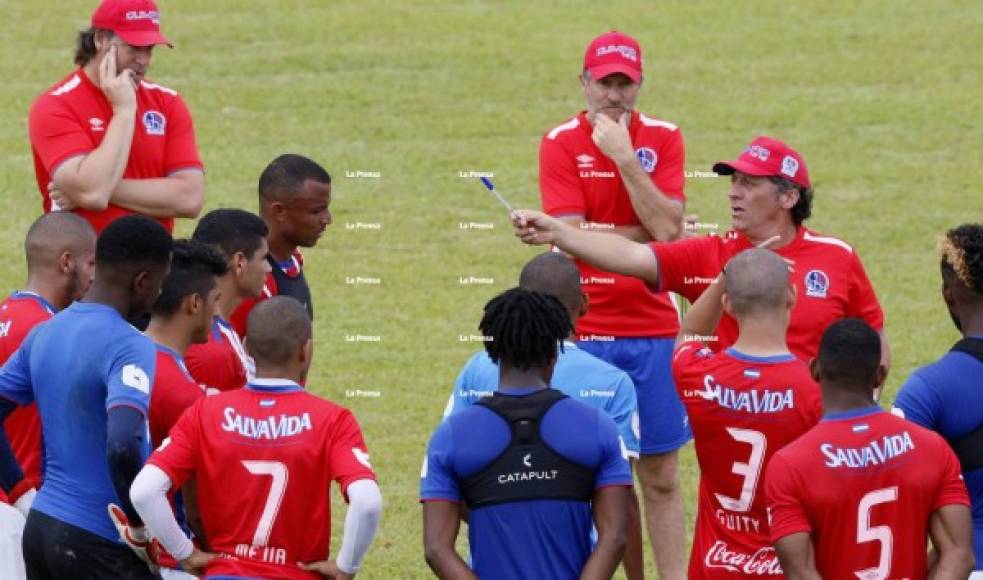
left=578, top=337, right=691, bottom=455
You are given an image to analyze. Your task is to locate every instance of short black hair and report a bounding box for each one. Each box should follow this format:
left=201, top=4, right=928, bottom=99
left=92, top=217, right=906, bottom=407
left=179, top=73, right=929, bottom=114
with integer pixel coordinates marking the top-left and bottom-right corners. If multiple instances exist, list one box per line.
left=940, top=223, right=983, bottom=295
left=817, top=319, right=881, bottom=388
left=152, top=239, right=229, bottom=317
left=518, top=252, right=582, bottom=315
left=192, top=209, right=268, bottom=260
left=479, top=288, right=572, bottom=371
left=246, top=296, right=312, bottom=366
left=96, top=215, right=172, bottom=270
left=768, top=176, right=813, bottom=226
left=258, top=154, right=331, bottom=203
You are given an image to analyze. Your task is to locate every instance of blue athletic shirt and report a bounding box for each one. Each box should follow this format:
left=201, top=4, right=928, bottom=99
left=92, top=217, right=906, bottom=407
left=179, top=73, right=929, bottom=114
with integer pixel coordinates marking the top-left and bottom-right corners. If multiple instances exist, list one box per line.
left=445, top=341, right=640, bottom=457
left=893, top=335, right=983, bottom=568
left=0, top=302, right=155, bottom=541
left=421, top=387, right=633, bottom=579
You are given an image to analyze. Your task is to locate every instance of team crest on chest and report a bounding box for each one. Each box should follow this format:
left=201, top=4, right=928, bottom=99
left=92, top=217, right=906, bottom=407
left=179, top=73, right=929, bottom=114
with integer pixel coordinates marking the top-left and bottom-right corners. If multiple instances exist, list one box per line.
left=142, top=110, right=166, bottom=136
left=804, top=269, right=830, bottom=298
left=635, top=147, right=658, bottom=173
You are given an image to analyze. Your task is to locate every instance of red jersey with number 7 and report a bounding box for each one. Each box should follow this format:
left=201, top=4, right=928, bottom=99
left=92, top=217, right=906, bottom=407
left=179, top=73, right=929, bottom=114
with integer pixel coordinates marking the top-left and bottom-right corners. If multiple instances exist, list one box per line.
left=147, top=379, right=376, bottom=579
left=765, top=407, right=969, bottom=580
left=672, top=341, right=822, bottom=578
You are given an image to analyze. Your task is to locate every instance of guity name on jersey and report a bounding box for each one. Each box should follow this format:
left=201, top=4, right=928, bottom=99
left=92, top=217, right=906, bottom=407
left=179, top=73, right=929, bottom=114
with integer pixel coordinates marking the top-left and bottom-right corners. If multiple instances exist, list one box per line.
left=820, top=431, right=915, bottom=469
left=221, top=408, right=313, bottom=440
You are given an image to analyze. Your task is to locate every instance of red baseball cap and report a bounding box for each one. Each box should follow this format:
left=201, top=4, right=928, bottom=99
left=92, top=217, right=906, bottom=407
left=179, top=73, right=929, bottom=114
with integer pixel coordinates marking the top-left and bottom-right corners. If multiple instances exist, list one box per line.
left=583, top=31, right=642, bottom=83
left=92, top=0, right=171, bottom=48
left=713, top=136, right=811, bottom=189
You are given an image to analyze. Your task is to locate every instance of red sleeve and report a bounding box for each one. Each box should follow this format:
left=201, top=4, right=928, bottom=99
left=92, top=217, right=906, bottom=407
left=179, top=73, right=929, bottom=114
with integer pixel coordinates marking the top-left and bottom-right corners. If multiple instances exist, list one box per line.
left=163, top=94, right=203, bottom=175
left=670, top=340, right=712, bottom=396
left=149, top=369, right=205, bottom=449
left=846, top=250, right=884, bottom=331
left=765, top=453, right=813, bottom=542
left=650, top=236, right=720, bottom=300
left=934, top=442, right=971, bottom=510
left=539, top=134, right=585, bottom=217
left=147, top=399, right=203, bottom=489
left=28, top=95, right=93, bottom=175
left=652, top=128, right=685, bottom=202
left=230, top=297, right=258, bottom=338
left=327, top=409, right=377, bottom=497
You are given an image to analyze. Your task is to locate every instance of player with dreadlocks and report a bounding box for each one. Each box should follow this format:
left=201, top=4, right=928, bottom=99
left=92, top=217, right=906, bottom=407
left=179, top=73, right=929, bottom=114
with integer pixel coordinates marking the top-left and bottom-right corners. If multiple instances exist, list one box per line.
left=421, top=287, right=634, bottom=580
left=894, top=223, right=983, bottom=574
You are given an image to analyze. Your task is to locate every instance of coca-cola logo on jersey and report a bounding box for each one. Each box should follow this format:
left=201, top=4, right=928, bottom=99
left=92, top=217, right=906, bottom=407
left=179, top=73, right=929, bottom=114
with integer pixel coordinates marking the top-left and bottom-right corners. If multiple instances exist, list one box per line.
left=704, top=541, right=782, bottom=575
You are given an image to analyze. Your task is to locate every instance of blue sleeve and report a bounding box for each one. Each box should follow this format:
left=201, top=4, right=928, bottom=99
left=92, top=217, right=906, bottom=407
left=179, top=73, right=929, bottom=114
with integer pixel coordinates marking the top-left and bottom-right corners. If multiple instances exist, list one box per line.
left=420, top=419, right=461, bottom=502
left=0, top=398, right=25, bottom=493
left=893, top=372, right=940, bottom=430
left=106, top=406, right=149, bottom=525
left=105, top=334, right=156, bottom=414
left=594, top=412, right=633, bottom=489
left=607, top=372, right=640, bottom=458
left=0, top=332, right=36, bottom=406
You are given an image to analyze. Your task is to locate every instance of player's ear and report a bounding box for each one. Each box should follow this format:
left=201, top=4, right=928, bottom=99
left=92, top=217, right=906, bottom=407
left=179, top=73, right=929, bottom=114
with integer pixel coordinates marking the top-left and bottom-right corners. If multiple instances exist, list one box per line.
left=57, top=251, right=74, bottom=275
left=186, top=292, right=202, bottom=315
left=578, top=292, right=589, bottom=318
left=270, top=201, right=288, bottom=223
left=874, top=364, right=887, bottom=390
left=787, top=283, right=798, bottom=310
left=808, top=357, right=820, bottom=382
left=232, top=252, right=247, bottom=277
left=721, top=292, right=733, bottom=316
left=299, top=337, right=313, bottom=365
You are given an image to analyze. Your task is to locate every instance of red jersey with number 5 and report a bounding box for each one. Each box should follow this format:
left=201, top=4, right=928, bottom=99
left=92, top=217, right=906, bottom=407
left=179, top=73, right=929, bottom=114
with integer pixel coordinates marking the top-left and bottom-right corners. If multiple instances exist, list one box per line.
left=673, top=341, right=822, bottom=578
left=147, top=379, right=376, bottom=579
left=765, top=407, right=969, bottom=580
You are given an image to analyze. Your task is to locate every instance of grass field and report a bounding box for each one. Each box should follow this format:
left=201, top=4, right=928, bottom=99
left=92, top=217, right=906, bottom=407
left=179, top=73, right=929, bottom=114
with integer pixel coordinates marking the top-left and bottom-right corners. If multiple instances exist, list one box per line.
left=1, top=0, right=980, bottom=577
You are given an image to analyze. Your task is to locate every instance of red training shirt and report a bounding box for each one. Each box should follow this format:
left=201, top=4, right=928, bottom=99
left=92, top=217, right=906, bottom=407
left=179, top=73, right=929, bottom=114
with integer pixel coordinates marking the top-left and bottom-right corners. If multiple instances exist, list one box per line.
left=540, top=110, right=685, bottom=339
left=185, top=317, right=250, bottom=392
left=766, top=407, right=969, bottom=580
left=28, top=68, right=203, bottom=234
left=0, top=292, right=56, bottom=503
left=652, top=226, right=884, bottom=360
left=148, top=344, right=205, bottom=450
left=148, top=379, right=376, bottom=579
left=672, top=341, right=822, bottom=578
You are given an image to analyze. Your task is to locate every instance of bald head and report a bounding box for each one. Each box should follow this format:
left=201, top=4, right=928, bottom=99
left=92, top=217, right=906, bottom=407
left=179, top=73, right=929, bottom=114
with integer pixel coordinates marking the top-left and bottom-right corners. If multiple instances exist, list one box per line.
left=25, top=212, right=96, bottom=275
left=724, top=248, right=790, bottom=318
left=518, top=252, right=582, bottom=316
left=246, top=296, right=313, bottom=368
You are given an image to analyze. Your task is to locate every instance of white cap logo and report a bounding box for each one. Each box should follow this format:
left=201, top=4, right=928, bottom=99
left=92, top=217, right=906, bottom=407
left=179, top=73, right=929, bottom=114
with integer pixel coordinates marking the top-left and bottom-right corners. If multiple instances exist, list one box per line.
left=781, top=155, right=799, bottom=178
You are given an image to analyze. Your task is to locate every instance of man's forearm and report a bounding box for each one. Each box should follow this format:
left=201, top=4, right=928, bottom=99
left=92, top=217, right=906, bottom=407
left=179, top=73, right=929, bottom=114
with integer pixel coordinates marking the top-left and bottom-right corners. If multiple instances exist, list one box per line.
left=677, top=274, right=725, bottom=346
left=928, top=549, right=976, bottom=580
left=111, top=170, right=204, bottom=218
left=553, top=223, right=659, bottom=283
left=580, top=533, right=626, bottom=580
left=53, top=106, right=136, bottom=210
left=425, top=547, right=477, bottom=580
left=616, top=157, right=683, bottom=241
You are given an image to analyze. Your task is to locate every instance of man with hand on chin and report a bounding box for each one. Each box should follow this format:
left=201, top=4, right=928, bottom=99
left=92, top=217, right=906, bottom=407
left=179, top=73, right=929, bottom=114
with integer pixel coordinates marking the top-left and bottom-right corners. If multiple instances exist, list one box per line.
left=539, top=30, right=689, bottom=579
left=29, top=0, right=204, bottom=234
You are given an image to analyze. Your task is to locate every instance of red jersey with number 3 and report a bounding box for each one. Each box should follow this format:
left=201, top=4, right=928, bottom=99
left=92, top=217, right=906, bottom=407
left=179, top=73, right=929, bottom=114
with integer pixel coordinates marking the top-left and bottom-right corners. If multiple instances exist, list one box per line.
left=0, top=292, right=56, bottom=504
left=148, top=379, right=376, bottom=579
left=29, top=69, right=203, bottom=234
left=540, top=110, right=685, bottom=338
left=766, top=407, right=969, bottom=580
left=673, top=342, right=822, bottom=578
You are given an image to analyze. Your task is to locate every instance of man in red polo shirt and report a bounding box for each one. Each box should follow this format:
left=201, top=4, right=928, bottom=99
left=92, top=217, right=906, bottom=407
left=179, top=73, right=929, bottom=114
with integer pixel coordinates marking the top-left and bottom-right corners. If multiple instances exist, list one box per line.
left=538, top=30, right=688, bottom=578
left=29, top=0, right=203, bottom=234
left=515, top=135, right=890, bottom=371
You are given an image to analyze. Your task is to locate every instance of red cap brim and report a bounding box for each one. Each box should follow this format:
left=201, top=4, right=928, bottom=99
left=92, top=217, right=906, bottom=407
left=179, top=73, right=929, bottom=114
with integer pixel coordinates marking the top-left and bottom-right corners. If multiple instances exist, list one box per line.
left=116, top=30, right=172, bottom=48
left=712, top=160, right=775, bottom=177
left=587, top=63, right=641, bottom=83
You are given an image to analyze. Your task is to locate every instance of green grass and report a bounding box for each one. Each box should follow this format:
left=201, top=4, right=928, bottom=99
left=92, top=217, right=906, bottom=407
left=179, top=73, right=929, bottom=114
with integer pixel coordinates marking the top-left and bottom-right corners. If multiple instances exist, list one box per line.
left=1, top=0, right=980, bottom=577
